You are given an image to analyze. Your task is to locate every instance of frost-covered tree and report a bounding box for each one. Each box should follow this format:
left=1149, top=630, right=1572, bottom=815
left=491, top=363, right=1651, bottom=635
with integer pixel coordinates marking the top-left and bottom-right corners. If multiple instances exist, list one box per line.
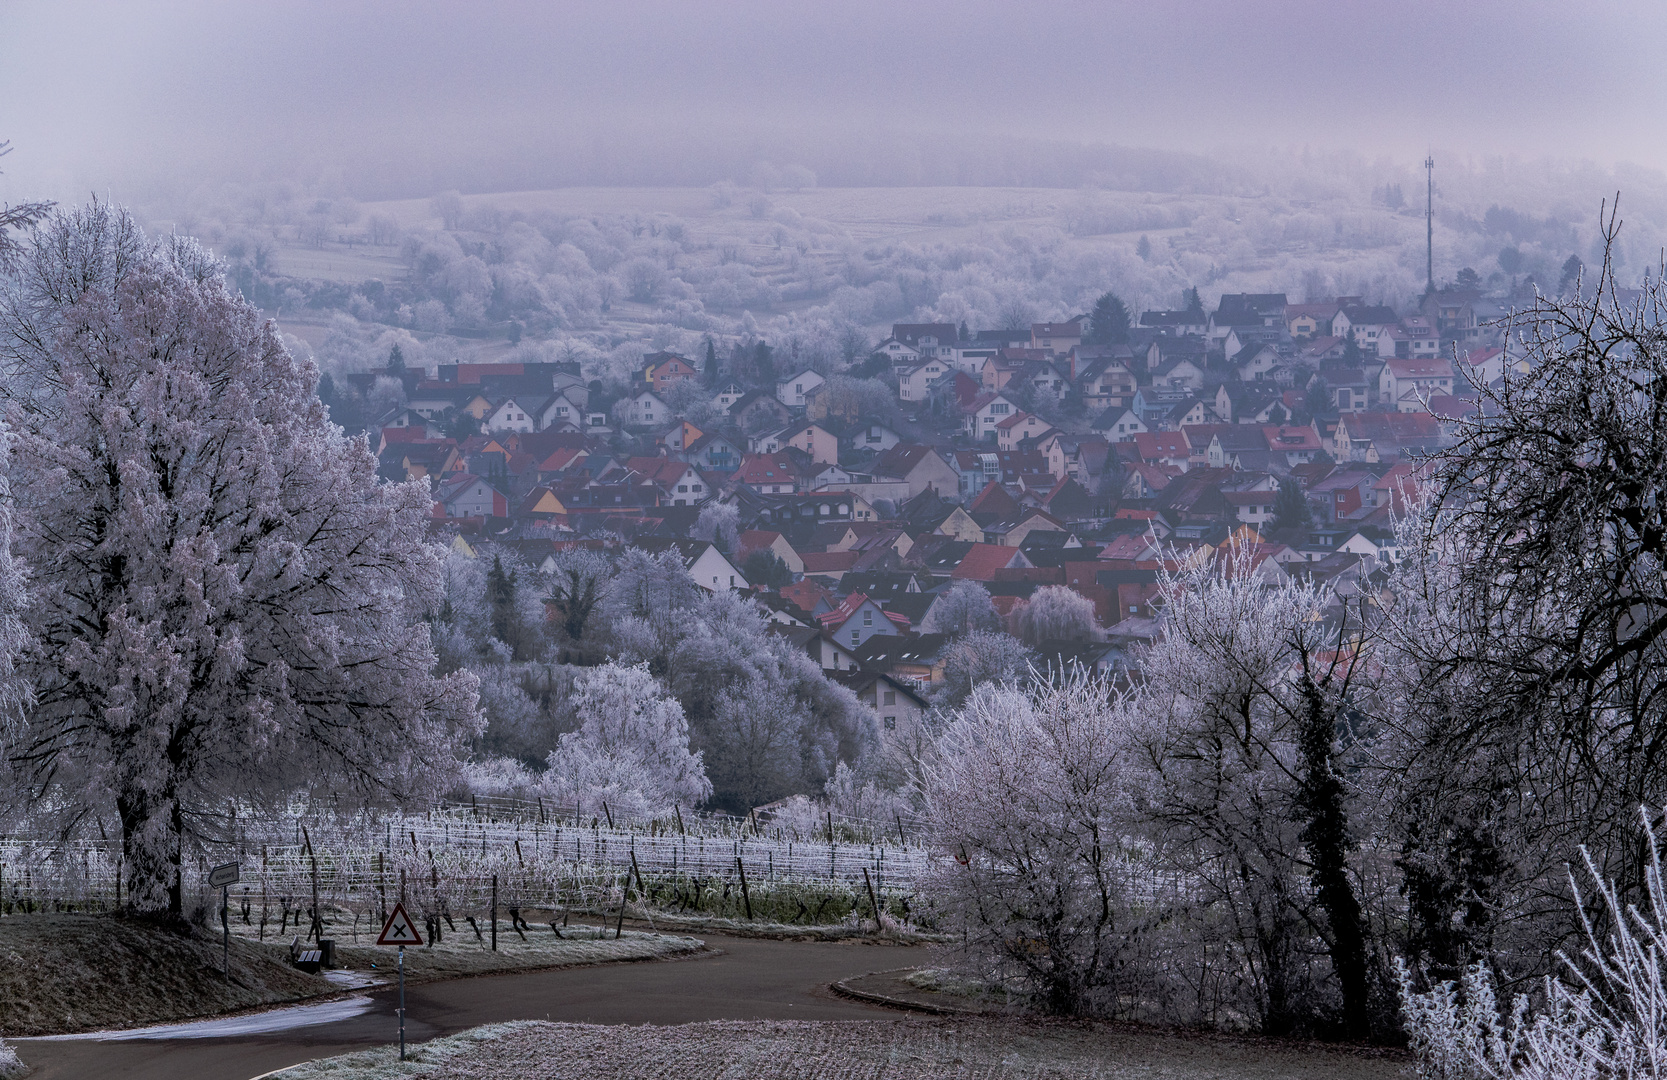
left=543, top=661, right=711, bottom=817
left=920, top=580, right=1000, bottom=637
left=0, top=205, right=481, bottom=916
left=546, top=546, right=610, bottom=646
left=1387, top=211, right=1667, bottom=976
left=934, top=630, right=1032, bottom=708
left=1139, top=545, right=1378, bottom=1037
left=925, top=675, right=1146, bottom=1016
left=691, top=502, right=740, bottom=554
left=1014, top=585, right=1100, bottom=646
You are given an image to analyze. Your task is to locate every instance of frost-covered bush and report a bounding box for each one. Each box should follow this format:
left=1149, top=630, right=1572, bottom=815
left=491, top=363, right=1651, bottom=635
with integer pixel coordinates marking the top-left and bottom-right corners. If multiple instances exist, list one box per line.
left=1398, top=814, right=1667, bottom=1080
left=543, top=661, right=712, bottom=817
left=0, top=1039, right=22, bottom=1080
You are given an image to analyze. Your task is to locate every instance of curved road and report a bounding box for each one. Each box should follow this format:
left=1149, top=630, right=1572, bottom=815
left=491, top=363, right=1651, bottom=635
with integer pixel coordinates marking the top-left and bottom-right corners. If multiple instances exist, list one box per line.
left=17, top=934, right=935, bottom=1080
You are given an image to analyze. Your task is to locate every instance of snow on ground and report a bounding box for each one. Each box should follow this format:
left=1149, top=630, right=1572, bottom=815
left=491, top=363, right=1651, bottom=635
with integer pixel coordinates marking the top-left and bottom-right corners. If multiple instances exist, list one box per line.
left=20, top=997, right=377, bottom=1042
left=270, top=1018, right=1408, bottom=1079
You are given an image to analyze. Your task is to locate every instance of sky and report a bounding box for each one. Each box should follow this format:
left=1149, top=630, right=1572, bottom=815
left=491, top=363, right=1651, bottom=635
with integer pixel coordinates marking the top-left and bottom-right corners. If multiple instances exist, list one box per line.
left=2, top=0, right=1664, bottom=203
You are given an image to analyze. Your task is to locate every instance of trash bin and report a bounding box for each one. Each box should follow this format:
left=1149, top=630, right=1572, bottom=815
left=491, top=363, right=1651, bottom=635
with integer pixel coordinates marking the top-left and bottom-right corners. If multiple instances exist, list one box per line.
left=317, top=938, right=335, bottom=969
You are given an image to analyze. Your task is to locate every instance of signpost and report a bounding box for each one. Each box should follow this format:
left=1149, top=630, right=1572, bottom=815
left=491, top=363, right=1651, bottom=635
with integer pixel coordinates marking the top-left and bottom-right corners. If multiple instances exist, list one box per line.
left=376, top=902, right=424, bottom=1060
left=208, top=861, right=240, bottom=983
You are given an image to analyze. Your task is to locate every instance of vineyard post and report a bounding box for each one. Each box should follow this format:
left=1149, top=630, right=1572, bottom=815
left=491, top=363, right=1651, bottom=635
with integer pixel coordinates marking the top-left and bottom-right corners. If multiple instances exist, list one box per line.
left=491, top=873, right=498, bottom=952
left=736, top=857, right=753, bottom=921
left=863, top=867, right=880, bottom=932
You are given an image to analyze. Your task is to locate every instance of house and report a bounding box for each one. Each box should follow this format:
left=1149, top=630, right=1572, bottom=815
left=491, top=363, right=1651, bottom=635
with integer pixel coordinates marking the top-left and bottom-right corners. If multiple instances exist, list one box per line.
left=1380, top=316, right=1440, bottom=360
left=779, top=419, right=840, bottom=465
left=951, top=543, right=1033, bottom=581
left=874, top=336, right=922, bottom=365
left=642, top=351, right=698, bottom=394
left=728, top=389, right=793, bottom=433
left=746, top=490, right=877, bottom=529
left=1205, top=426, right=1271, bottom=469
left=1076, top=356, right=1137, bottom=410
left=891, top=323, right=960, bottom=360
left=681, top=432, right=743, bottom=472
left=1130, top=430, right=1191, bottom=472
left=484, top=397, right=539, bottom=433
left=1092, top=407, right=1147, bottom=441
left=1233, top=343, right=1282, bottom=382
left=733, top=452, right=804, bottom=495
left=1209, top=293, right=1289, bottom=347
left=1149, top=355, right=1207, bottom=392
left=962, top=392, right=1021, bottom=440
left=852, top=633, right=950, bottom=689
left=1324, top=364, right=1376, bottom=413
left=1284, top=301, right=1341, bottom=338
left=933, top=505, right=984, bottom=543
left=737, top=529, right=805, bottom=576
left=622, top=389, right=669, bottom=429
left=832, top=670, right=930, bottom=740
left=995, top=411, right=1056, bottom=451
left=1379, top=358, right=1457, bottom=410
left=897, top=359, right=950, bottom=402
left=657, top=419, right=704, bottom=452
left=1140, top=308, right=1208, bottom=336
left=632, top=538, right=749, bottom=592
left=536, top=389, right=587, bottom=431
left=771, top=624, right=865, bottom=673
left=434, top=473, right=508, bottom=519
left=1332, top=304, right=1400, bottom=357
left=870, top=444, right=960, bottom=500
left=1030, top=319, right=1083, bottom=357
left=704, top=382, right=746, bottom=414
left=844, top=420, right=903, bottom=454
left=624, top=457, right=709, bottom=506
left=1263, top=425, right=1325, bottom=466
left=776, top=369, right=826, bottom=409
left=818, top=592, right=909, bottom=649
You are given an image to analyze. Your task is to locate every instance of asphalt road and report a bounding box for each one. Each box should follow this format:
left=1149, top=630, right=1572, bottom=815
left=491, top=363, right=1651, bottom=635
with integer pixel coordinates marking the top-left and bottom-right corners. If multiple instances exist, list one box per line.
left=16, top=934, right=934, bottom=1080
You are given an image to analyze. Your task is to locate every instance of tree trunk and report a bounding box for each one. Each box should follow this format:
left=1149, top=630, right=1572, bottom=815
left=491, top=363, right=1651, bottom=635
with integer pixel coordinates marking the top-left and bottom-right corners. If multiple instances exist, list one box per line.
left=116, top=781, right=184, bottom=920
left=1296, top=675, right=1371, bottom=1040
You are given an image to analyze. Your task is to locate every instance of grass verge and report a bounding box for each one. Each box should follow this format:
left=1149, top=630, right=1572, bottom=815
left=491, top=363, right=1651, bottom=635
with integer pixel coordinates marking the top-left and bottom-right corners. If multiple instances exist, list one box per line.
left=263, top=1017, right=1411, bottom=1079
left=0, top=913, right=330, bottom=1036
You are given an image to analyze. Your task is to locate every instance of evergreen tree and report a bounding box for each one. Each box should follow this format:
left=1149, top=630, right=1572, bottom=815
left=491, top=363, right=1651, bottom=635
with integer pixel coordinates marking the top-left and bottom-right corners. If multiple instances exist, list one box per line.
left=387, top=343, right=405, bottom=374
left=742, top=549, right=793, bottom=589
left=752, top=341, right=776, bottom=385
left=1272, top=477, right=1312, bottom=532
left=1456, top=267, right=1482, bottom=290
left=487, top=556, right=518, bottom=646
left=703, top=336, right=720, bottom=386
left=1136, top=234, right=1152, bottom=260
left=1182, top=286, right=1203, bottom=314
left=1559, top=254, right=1585, bottom=295
left=1088, top=291, right=1131, bottom=346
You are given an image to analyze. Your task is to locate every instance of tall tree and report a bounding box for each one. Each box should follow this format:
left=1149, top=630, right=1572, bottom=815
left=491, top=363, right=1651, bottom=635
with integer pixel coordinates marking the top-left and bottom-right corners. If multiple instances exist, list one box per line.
left=702, top=335, right=719, bottom=386
left=0, top=205, right=480, bottom=917
left=1088, top=292, right=1131, bottom=346
left=1272, top=477, right=1312, bottom=532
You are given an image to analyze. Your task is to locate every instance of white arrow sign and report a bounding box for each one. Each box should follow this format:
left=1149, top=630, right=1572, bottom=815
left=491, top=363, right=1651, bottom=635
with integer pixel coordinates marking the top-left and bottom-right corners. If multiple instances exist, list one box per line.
left=208, top=861, right=240, bottom=889
left=376, top=902, right=424, bottom=947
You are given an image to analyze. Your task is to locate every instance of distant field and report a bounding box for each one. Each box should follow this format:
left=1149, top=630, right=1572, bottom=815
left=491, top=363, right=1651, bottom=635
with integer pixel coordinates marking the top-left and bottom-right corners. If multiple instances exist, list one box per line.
left=269, top=185, right=1210, bottom=284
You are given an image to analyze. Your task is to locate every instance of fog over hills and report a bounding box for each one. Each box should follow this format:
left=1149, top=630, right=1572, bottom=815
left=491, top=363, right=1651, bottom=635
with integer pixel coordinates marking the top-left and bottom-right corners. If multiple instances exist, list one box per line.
left=3, top=0, right=1665, bottom=206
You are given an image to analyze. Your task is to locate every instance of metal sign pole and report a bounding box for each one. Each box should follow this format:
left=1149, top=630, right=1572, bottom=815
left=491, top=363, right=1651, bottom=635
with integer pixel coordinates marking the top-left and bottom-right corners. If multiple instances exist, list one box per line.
left=222, top=883, right=230, bottom=984
left=398, top=945, right=406, bottom=1061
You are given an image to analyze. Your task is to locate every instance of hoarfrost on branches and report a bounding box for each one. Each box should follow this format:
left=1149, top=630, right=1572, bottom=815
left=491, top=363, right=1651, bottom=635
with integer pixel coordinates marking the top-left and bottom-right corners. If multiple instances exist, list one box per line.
left=0, top=204, right=481, bottom=916
left=543, top=660, right=711, bottom=817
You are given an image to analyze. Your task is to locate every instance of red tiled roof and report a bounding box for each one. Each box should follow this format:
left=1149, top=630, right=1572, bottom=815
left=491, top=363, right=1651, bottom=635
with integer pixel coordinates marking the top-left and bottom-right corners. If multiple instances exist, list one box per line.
left=951, top=543, right=1022, bottom=581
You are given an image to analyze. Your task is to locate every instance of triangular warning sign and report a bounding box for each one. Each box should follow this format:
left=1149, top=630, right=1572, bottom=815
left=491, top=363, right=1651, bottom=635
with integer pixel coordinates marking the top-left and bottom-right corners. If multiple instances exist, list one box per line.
left=376, top=902, right=424, bottom=946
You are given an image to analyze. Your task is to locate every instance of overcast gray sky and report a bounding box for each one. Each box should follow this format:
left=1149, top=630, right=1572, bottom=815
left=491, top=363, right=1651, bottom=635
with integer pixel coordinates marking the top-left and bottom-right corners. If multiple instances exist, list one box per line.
left=3, top=0, right=1664, bottom=202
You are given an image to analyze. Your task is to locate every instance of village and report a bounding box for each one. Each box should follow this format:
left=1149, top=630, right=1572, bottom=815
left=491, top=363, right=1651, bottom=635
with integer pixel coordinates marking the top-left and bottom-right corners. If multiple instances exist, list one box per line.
left=357, top=281, right=1519, bottom=719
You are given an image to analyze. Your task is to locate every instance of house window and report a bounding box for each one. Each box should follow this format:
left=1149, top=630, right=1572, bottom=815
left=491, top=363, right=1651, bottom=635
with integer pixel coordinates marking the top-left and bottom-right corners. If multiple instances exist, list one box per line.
left=883, top=690, right=896, bottom=705
left=863, top=610, right=873, bottom=627
left=851, top=630, right=860, bottom=645
left=677, top=485, right=688, bottom=492
left=883, top=716, right=896, bottom=731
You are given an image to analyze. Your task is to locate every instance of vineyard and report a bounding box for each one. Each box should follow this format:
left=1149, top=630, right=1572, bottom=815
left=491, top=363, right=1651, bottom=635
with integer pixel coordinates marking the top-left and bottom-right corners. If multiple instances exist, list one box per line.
left=0, top=796, right=936, bottom=934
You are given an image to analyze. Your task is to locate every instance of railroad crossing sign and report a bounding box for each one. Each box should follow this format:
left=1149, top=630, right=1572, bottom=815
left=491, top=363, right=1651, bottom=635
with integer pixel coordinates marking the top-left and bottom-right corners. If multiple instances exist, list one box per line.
left=377, top=902, right=424, bottom=947
left=208, top=861, right=240, bottom=889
